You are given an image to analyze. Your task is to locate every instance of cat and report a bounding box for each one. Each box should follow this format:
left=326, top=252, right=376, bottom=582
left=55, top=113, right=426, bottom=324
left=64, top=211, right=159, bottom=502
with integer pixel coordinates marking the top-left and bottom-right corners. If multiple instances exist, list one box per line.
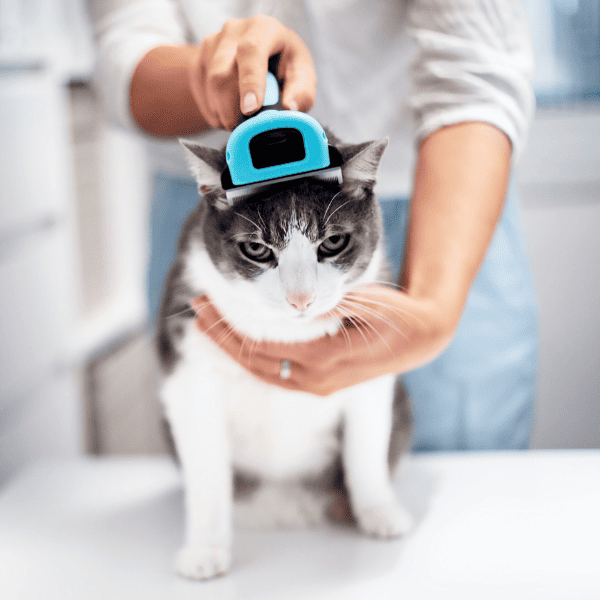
left=156, top=131, right=413, bottom=580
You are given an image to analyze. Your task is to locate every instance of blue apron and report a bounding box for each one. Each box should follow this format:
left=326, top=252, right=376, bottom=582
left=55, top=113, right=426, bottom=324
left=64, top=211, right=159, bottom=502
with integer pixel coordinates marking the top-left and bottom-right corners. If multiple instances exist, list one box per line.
left=148, top=174, right=538, bottom=451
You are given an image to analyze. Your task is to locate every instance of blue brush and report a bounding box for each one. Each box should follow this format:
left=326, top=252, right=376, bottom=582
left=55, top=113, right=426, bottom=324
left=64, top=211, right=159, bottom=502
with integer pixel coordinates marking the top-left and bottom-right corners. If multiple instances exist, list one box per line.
left=221, top=72, right=343, bottom=205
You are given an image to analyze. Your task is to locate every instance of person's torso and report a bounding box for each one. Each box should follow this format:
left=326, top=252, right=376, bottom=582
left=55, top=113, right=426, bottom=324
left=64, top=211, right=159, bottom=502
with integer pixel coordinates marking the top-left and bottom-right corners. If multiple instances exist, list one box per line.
left=149, top=0, right=416, bottom=196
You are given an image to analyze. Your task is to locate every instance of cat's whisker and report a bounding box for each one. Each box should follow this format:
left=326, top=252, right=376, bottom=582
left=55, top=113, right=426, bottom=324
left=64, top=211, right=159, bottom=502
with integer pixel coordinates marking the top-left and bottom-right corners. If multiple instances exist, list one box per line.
left=336, top=302, right=375, bottom=356
left=338, top=298, right=409, bottom=342
left=341, top=296, right=406, bottom=328
left=345, top=290, right=426, bottom=329
left=338, top=311, right=376, bottom=349
left=215, top=329, right=239, bottom=352
left=166, top=305, right=196, bottom=320
left=165, top=282, right=191, bottom=297
left=238, top=333, right=252, bottom=362
left=322, top=190, right=342, bottom=223
left=256, top=207, right=267, bottom=231
left=331, top=308, right=353, bottom=352
left=337, top=301, right=395, bottom=356
left=340, top=302, right=408, bottom=339
left=352, top=285, right=411, bottom=298
left=234, top=212, right=262, bottom=233
left=247, top=336, right=259, bottom=365
left=214, top=320, right=241, bottom=348
left=227, top=232, right=257, bottom=242
left=208, top=306, right=267, bottom=358
left=180, top=298, right=214, bottom=317
left=202, top=312, right=237, bottom=336
left=363, top=280, right=406, bottom=291
left=235, top=308, right=267, bottom=362
left=339, top=324, right=353, bottom=352
left=344, top=295, right=420, bottom=329
left=345, top=293, right=407, bottom=316
left=323, top=198, right=354, bottom=226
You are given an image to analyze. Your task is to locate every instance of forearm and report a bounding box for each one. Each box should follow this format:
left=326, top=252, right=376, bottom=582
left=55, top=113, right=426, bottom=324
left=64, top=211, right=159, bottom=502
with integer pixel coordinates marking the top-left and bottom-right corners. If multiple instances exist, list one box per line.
left=400, top=121, right=512, bottom=329
left=130, top=45, right=210, bottom=137
left=129, top=17, right=317, bottom=136
left=187, top=123, right=512, bottom=395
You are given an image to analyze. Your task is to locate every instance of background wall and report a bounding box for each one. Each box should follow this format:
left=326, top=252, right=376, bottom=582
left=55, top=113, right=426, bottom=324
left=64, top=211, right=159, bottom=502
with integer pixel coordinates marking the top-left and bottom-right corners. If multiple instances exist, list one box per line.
left=520, top=0, right=599, bottom=448
left=518, top=105, right=600, bottom=449
left=0, top=0, right=598, bottom=486
left=0, top=0, right=150, bottom=483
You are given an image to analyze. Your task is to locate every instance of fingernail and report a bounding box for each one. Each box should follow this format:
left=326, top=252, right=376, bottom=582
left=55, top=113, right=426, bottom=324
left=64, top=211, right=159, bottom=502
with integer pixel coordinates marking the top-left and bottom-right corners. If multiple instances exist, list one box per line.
left=289, top=99, right=298, bottom=112
left=242, top=92, right=257, bottom=114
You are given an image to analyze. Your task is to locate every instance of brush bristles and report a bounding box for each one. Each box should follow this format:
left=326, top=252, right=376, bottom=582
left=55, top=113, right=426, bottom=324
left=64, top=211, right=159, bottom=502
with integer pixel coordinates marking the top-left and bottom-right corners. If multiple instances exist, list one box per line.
left=225, top=167, right=343, bottom=205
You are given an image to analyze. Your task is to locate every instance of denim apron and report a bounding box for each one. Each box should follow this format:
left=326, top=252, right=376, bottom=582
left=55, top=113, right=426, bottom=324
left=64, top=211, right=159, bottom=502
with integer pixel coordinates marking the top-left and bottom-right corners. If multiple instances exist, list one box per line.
left=148, top=174, right=538, bottom=451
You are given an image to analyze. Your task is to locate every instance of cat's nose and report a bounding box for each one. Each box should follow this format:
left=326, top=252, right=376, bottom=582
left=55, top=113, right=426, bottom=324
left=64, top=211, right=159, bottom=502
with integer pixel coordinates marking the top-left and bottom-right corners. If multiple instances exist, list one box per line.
left=286, top=292, right=315, bottom=312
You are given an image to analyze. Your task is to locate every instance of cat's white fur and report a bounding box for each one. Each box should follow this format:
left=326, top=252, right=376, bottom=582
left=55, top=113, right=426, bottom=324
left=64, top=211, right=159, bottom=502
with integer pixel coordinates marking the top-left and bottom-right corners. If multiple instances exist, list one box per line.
left=160, top=139, right=411, bottom=580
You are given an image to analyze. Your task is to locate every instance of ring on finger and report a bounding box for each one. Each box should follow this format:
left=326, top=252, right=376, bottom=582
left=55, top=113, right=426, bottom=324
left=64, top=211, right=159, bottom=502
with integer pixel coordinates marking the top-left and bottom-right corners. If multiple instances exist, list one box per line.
left=280, top=360, right=291, bottom=380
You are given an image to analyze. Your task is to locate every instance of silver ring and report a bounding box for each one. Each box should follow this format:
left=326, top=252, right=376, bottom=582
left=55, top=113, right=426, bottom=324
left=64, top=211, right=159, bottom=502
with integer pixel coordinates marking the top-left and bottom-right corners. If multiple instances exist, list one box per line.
left=280, top=360, right=291, bottom=380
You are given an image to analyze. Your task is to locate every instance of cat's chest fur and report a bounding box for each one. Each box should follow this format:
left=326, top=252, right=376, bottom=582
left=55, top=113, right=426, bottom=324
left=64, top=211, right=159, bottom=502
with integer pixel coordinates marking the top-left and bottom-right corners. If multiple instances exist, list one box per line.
left=169, top=313, right=392, bottom=481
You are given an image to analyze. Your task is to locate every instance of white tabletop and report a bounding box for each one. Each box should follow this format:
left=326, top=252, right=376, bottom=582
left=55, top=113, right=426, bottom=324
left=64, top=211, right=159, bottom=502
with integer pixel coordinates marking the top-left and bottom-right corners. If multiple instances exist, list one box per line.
left=0, top=451, right=598, bottom=600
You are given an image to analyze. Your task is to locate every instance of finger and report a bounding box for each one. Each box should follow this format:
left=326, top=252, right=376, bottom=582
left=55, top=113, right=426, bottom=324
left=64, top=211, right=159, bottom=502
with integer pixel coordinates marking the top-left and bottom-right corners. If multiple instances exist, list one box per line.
left=278, top=40, right=317, bottom=112
left=191, top=296, right=286, bottom=369
left=191, top=298, right=235, bottom=343
left=191, top=35, right=223, bottom=129
left=236, top=15, right=297, bottom=114
left=198, top=317, right=302, bottom=389
left=192, top=299, right=336, bottom=395
left=189, top=294, right=215, bottom=320
left=206, top=21, right=247, bottom=130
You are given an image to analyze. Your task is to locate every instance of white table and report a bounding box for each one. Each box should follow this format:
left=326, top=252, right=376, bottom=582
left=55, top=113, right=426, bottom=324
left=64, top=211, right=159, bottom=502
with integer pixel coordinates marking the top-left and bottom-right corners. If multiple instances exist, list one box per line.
left=1, top=451, right=598, bottom=599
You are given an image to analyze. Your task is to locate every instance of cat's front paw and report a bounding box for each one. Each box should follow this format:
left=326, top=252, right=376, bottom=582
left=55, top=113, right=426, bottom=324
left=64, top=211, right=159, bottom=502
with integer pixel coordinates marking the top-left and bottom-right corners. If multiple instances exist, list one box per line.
left=354, top=502, right=413, bottom=539
left=174, top=544, right=232, bottom=580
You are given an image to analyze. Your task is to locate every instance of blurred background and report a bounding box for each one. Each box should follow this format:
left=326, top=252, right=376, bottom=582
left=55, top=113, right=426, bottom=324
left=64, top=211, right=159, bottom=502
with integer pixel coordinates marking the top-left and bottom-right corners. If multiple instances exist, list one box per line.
left=0, top=0, right=598, bottom=487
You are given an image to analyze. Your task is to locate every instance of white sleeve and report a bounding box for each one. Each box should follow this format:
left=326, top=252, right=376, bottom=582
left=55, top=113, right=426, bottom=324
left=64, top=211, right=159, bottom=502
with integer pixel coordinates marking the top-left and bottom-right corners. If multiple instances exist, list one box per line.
left=407, top=0, right=536, bottom=160
left=88, top=0, right=188, bottom=131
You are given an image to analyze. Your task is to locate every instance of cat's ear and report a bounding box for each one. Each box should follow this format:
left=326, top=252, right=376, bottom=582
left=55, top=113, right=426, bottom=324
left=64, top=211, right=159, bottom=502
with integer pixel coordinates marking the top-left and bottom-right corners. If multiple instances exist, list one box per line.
left=339, top=137, right=389, bottom=187
left=180, top=140, right=230, bottom=210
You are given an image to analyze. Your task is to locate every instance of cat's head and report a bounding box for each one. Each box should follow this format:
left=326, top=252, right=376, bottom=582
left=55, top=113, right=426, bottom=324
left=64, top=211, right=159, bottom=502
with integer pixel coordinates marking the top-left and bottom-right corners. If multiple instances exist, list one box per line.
left=180, top=134, right=388, bottom=326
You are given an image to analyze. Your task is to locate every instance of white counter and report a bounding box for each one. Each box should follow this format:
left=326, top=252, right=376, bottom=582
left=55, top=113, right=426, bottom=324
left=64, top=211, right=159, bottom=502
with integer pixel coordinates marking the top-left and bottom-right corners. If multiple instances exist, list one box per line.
left=1, top=451, right=598, bottom=599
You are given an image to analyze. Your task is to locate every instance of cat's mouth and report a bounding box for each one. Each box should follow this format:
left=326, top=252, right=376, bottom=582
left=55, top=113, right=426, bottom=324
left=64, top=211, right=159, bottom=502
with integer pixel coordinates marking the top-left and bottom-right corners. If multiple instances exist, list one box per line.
left=293, top=312, right=313, bottom=320
left=289, top=303, right=339, bottom=323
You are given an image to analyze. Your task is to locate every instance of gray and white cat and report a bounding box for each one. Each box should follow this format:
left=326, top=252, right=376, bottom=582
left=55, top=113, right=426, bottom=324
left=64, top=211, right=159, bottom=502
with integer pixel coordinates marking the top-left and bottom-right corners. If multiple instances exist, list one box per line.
left=156, top=132, right=413, bottom=580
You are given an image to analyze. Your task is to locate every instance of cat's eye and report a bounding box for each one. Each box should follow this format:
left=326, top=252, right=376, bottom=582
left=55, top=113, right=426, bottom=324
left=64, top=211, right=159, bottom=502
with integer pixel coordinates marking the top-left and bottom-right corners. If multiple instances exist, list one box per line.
left=239, top=241, right=274, bottom=262
left=318, top=234, right=350, bottom=258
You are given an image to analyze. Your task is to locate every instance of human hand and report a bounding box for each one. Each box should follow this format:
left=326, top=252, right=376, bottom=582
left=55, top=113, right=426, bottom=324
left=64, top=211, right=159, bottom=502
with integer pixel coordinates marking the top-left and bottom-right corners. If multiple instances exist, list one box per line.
left=188, top=15, right=316, bottom=131
left=190, top=286, right=456, bottom=396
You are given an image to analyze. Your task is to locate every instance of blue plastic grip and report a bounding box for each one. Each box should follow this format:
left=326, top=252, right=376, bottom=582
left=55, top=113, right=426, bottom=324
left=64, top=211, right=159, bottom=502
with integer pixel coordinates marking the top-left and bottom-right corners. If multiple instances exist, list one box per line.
left=263, top=72, right=279, bottom=107
left=226, top=110, right=330, bottom=186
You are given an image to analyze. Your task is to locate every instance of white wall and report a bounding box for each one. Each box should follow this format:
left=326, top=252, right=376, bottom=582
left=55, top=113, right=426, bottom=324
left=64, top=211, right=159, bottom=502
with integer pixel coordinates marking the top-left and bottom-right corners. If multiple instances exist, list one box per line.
left=518, top=105, right=600, bottom=449
left=0, top=0, right=150, bottom=485
left=0, top=64, right=83, bottom=485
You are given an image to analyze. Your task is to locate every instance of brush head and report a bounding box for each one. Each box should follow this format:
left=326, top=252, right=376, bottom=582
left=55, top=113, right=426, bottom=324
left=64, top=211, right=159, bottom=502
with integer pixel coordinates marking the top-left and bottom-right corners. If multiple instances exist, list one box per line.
left=225, top=109, right=333, bottom=183
left=221, top=72, right=344, bottom=205
left=222, top=146, right=343, bottom=205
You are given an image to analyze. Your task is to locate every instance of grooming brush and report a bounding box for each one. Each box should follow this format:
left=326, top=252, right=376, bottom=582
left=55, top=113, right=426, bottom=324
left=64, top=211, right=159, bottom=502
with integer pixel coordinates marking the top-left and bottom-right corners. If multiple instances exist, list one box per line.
left=221, top=71, right=343, bottom=205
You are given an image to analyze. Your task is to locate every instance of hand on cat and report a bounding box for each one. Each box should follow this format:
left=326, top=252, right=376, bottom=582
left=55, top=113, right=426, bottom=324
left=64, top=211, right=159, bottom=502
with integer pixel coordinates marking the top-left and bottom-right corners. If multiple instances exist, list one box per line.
left=188, top=15, right=317, bottom=130
left=190, top=285, right=456, bottom=396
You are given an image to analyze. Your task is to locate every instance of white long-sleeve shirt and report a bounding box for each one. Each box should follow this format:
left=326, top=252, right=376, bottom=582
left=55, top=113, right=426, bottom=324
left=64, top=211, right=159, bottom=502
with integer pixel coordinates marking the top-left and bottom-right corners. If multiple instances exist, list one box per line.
left=89, top=0, right=535, bottom=196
